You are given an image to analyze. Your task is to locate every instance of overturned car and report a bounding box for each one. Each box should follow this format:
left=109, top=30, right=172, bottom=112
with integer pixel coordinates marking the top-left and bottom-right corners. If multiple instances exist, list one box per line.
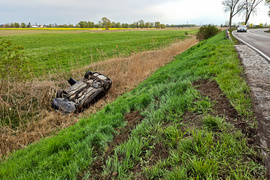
left=52, top=71, right=112, bottom=113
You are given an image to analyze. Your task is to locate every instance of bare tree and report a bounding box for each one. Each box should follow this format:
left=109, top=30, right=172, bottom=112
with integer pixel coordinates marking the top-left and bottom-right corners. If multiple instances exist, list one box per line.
left=222, top=0, right=245, bottom=28
left=244, top=0, right=263, bottom=24
left=266, top=0, right=270, bottom=16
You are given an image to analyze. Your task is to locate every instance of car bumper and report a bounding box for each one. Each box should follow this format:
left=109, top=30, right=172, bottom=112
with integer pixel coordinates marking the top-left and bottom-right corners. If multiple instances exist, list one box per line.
left=237, top=29, right=247, bottom=32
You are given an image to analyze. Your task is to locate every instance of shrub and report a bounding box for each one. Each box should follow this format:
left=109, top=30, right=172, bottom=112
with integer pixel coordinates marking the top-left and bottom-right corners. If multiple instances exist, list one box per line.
left=0, top=37, right=28, bottom=84
left=196, top=25, right=221, bottom=41
left=0, top=37, right=31, bottom=127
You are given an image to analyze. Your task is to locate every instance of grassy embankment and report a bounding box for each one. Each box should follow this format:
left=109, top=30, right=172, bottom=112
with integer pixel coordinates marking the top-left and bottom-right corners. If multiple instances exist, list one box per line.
left=0, top=31, right=266, bottom=179
left=4, top=30, right=197, bottom=77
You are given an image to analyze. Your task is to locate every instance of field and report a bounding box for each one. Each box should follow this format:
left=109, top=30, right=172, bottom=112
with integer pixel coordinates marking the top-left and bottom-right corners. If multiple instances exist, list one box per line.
left=2, top=29, right=197, bottom=77
left=0, top=30, right=266, bottom=179
left=0, top=28, right=196, bottom=36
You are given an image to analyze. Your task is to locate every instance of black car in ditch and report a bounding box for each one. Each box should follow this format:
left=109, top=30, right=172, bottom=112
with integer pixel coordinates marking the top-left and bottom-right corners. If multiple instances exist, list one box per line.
left=52, top=71, right=112, bottom=113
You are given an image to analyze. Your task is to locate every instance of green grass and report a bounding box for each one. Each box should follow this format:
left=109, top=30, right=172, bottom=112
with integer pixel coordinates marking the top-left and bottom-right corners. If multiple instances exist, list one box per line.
left=3, top=30, right=197, bottom=77
left=229, top=28, right=239, bottom=44
left=0, top=31, right=266, bottom=179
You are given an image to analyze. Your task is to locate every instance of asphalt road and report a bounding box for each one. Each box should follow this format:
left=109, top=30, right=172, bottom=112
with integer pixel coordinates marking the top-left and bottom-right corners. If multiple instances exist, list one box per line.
left=232, top=28, right=270, bottom=59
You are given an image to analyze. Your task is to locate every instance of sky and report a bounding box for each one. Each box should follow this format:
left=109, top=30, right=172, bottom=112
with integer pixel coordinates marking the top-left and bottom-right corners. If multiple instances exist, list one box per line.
left=0, top=0, right=269, bottom=26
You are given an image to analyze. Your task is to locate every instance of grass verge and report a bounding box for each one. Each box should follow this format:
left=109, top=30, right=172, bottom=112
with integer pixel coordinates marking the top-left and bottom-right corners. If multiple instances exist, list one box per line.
left=0, top=31, right=266, bottom=179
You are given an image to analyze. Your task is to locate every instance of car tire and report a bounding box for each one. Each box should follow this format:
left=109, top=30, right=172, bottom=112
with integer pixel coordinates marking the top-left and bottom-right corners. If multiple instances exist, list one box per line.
left=84, top=71, right=93, bottom=79
left=56, top=90, right=64, bottom=98
left=104, top=81, right=111, bottom=92
left=56, top=90, right=68, bottom=98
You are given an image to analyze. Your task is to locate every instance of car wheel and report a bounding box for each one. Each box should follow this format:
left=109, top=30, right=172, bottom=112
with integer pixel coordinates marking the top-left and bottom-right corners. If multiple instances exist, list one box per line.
left=56, top=90, right=64, bottom=98
left=56, top=90, right=68, bottom=98
left=104, top=81, right=111, bottom=92
left=84, top=71, right=93, bottom=79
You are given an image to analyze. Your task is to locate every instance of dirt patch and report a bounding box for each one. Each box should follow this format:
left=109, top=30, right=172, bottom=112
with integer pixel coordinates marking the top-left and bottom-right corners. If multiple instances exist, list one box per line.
left=148, top=143, right=170, bottom=166
left=192, top=79, right=261, bottom=148
left=193, top=80, right=239, bottom=121
left=106, top=111, right=143, bottom=157
left=129, top=142, right=170, bottom=179
left=77, top=111, right=143, bottom=180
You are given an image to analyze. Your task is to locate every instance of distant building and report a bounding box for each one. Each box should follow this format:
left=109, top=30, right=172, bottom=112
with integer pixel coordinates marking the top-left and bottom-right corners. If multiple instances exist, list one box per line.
left=30, top=25, right=43, bottom=28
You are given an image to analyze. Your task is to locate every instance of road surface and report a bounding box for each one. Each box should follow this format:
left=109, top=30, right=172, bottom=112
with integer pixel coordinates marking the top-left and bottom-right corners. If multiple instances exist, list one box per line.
left=232, top=28, right=270, bottom=60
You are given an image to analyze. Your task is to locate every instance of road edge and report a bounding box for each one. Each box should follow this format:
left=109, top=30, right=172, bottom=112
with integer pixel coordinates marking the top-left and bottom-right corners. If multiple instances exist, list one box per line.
left=232, top=30, right=270, bottom=62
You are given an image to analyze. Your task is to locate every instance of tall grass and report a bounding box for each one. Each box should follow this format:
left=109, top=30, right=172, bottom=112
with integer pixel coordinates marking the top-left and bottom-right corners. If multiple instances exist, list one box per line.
left=0, top=31, right=265, bottom=179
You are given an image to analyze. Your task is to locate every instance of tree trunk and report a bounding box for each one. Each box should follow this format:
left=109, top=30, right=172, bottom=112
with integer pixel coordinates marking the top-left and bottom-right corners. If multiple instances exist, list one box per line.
left=229, top=13, right=233, bottom=29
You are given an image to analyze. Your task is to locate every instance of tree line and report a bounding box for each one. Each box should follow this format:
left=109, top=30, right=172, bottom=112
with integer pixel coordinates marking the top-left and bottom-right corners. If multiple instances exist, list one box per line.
left=78, top=19, right=166, bottom=29
left=1, top=17, right=199, bottom=29
left=222, top=0, right=269, bottom=28
left=0, top=18, right=170, bottom=29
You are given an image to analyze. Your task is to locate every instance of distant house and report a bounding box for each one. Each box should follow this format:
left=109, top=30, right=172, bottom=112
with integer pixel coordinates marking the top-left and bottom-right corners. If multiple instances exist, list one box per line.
left=30, top=25, right=43, bottom=28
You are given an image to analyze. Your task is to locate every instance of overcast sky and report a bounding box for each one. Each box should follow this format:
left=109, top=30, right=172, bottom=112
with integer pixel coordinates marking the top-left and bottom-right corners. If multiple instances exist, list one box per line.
left=0, top=0, right=269, bottom=26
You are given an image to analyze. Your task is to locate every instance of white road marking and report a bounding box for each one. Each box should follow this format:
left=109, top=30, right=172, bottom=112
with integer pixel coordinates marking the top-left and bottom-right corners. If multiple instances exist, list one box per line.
left=232, top=30, right=270, bottom=62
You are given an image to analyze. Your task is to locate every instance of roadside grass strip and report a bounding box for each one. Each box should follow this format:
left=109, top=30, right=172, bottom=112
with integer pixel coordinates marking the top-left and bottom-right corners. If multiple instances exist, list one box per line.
left=0, top=31, right=266, bottom=179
